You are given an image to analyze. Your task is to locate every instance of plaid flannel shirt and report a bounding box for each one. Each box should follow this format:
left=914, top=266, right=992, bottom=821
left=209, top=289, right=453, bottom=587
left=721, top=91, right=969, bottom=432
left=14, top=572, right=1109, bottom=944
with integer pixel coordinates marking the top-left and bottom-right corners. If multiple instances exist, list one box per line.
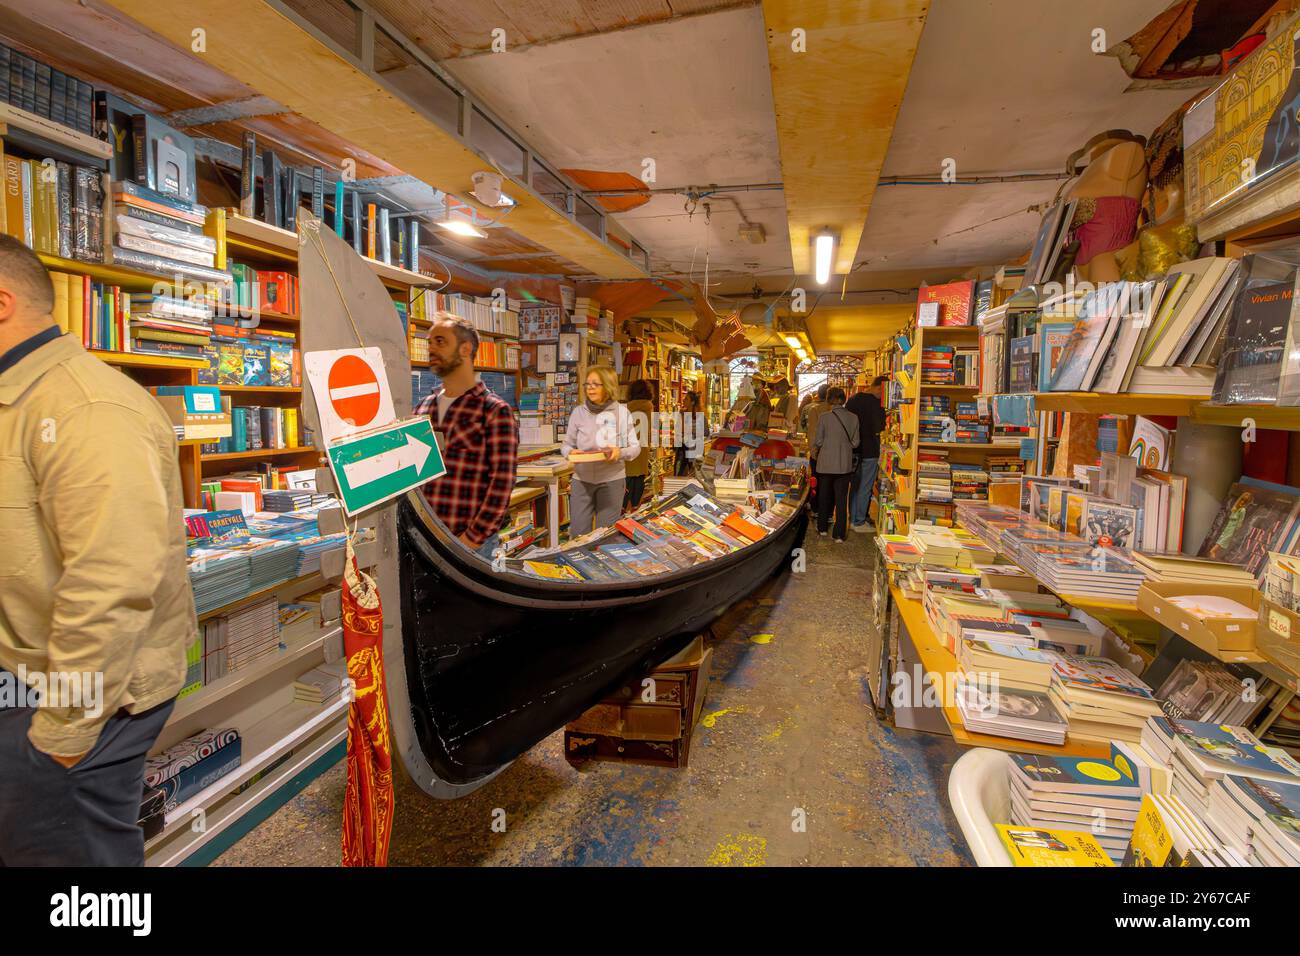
left=415, top=382, right=518, bottom=547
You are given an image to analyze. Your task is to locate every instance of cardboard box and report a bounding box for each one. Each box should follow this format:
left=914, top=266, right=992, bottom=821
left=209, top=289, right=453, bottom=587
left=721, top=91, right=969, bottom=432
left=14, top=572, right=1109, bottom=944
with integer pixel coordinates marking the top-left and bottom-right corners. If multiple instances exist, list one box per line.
left=1258, top=597, right=1300, bottom=679
left=1136, top=581, right=1260, bottom=654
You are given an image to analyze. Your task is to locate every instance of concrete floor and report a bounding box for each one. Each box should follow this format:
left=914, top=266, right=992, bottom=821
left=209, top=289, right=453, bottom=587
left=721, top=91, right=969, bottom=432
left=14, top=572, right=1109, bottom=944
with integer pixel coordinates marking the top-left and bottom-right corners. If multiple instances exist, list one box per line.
left=213, top=524, right=973, bottom=866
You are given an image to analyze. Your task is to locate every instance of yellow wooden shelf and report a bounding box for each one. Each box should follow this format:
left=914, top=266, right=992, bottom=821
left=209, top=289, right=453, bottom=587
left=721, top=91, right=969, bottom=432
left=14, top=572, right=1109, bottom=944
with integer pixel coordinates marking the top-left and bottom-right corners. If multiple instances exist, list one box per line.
left=1193, top=402, right=1300, bottom=432
left=217, top=385, right=301, bottom=394
left=919, top=441, right=1021, bottom=450
left=92, top=349, right=206, bottom=370
left=474, top=365, right=520, bottom=373
left=1031, top=392, right=1200, bottom=417
left=921, top=383, right=979, bottom=390
left=38, top=253, right=199, bottom=290
left=219, top=211, right=433, bottom=287
left=890, top=585, right=1111, bottom=760
left=200, top=447, right=317, bottom=463
left=1025, top=393, right=1300, bottom=432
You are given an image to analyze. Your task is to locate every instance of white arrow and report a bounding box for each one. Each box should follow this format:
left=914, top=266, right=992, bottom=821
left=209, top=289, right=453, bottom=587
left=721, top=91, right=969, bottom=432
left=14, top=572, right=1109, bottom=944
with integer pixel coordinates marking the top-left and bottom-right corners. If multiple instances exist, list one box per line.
left=342, top=433, right=432, bottom=488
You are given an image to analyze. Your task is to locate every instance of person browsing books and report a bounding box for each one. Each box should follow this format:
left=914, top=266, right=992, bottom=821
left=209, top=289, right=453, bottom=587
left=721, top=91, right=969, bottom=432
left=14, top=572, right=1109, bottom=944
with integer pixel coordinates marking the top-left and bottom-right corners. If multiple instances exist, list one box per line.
left=845, top=376, right=887, bottom=532
left=624, top=378, right=655, bottom=512
left=416, top=313, right=519, bottom=559
left=812, top=386, right=860, bottom=542
left=0, top=235, right=196, bottom=865
left=563, top=365, right=641, bottom=535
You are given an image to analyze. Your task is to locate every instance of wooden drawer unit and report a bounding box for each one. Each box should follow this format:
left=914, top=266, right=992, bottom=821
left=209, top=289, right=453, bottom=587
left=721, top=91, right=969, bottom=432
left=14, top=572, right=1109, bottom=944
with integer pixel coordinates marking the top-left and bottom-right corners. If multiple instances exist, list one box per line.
left=564, top=634, right=711, bottom=769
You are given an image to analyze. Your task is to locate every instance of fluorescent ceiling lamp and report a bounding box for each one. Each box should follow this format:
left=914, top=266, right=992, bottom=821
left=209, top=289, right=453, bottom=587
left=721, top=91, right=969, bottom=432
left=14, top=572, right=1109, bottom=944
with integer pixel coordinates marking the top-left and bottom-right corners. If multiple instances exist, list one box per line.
left=795, top=347, right=808, bottom=361
left=783, top=334, right=803, bottom=349
left=814, top=231, right=834, bottom=285
left=436, top=219, right=486, bottom=238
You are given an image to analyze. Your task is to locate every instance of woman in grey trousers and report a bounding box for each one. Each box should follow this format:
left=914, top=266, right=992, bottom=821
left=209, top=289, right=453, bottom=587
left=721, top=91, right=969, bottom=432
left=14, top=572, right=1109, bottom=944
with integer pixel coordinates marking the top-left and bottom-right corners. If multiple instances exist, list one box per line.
left=563, top=365, right=642, bottom=536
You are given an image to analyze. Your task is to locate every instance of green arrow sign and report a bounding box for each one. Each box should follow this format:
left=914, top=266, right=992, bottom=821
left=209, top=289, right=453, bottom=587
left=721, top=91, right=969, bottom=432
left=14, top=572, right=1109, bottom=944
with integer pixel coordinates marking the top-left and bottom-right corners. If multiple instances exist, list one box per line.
left=326, top=417, right=445, bottom=516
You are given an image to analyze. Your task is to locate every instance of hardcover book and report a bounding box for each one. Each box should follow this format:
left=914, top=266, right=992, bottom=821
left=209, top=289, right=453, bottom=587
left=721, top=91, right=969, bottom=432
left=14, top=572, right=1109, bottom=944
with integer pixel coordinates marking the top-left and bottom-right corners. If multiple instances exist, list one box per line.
left=918, top=279, right=974, bottom=327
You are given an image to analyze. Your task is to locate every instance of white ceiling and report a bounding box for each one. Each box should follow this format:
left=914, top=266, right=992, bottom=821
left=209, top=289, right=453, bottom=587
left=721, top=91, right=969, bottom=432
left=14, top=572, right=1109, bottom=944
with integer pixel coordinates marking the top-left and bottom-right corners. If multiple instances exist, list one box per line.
left=855, top=0, right=1203, bottom=277
left=446, top=0, right=1205, bottom=291
left=444, top=4, right=791, bottom=281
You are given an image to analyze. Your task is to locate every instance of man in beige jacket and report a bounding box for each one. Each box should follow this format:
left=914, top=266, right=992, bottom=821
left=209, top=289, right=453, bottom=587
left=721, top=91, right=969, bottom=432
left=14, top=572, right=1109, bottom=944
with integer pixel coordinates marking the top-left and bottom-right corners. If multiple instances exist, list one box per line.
left=0, top=235, right=194, bottom=865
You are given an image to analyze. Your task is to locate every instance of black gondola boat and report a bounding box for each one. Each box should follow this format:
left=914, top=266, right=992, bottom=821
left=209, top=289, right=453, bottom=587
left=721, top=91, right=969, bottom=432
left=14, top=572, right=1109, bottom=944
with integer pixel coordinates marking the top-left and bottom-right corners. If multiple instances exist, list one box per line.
left=396, top=483, right=807, bottom=794
left=296, top=210, right=808, bottom=799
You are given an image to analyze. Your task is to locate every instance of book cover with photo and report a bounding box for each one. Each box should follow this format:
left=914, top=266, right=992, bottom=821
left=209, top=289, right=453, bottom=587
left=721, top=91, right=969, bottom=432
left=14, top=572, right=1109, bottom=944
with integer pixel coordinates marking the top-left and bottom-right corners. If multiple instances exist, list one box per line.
left=1198, top=479, right=1300, bottom=574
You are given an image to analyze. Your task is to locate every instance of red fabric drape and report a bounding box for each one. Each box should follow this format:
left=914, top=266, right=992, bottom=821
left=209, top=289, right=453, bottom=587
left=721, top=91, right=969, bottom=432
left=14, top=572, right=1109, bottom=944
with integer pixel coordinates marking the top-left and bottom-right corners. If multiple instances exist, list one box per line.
left=341, top=545, right=394, bottom=867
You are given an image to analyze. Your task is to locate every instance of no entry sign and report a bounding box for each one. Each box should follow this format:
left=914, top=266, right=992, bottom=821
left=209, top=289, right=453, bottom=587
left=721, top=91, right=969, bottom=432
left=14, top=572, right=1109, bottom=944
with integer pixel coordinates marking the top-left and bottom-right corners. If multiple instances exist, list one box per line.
left=327, top=353, right=381, bottom=427
left=305, top=347, right=397, bottom=446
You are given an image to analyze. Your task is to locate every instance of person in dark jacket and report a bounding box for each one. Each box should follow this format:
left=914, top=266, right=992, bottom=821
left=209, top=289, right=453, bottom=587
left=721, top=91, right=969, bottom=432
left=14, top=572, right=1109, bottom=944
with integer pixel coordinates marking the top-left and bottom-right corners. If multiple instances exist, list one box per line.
left=845, top=376, right=887, bottom=531
left=812, top=386, right=859, bottom=542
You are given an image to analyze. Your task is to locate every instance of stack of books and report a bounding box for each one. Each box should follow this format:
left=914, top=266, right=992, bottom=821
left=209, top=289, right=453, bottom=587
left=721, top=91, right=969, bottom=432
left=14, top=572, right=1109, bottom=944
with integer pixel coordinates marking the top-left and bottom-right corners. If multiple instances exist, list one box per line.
left=128, top=294, right=214, bottom=361
left=1141, top=716, right=1300, bottom=823
left=294, top=661, right=348, bottom=706
left=200, top=597, right=281, bottom=683
left=955, top=680, right=1067, bottom=744
left=1048, top=654, right=1162, bottom=744
left=1125, top=792, right=1248, bottom=866
left=1204, top=774, right=1300, bottom=866
left=916, top=452, right=952, bottom=503
left=920, top=344, right=954, bottom=384
left=951, top=466, right=989, bottom=501
left=952, top=401, right=990, bottom=443
left=1006, top=746, right=1151, bottom=863
left=1131, top=552, right=1257, bottom=586
left=110, top=180, right=227, bottom=284
left=918, top=394, right=951, bottom=442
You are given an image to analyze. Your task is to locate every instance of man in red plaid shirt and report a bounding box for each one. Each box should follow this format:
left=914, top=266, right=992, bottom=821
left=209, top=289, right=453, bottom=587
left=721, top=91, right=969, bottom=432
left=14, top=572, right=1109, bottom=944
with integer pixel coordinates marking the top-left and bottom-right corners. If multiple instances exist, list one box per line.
left=415, top=314, right=518, bottom=559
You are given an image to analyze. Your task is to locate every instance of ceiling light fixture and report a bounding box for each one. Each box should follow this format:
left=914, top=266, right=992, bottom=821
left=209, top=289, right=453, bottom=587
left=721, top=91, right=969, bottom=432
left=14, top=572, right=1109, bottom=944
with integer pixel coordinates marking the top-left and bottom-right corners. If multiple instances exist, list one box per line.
left=436, top=219, right=487, bottom=238
left=783, top=334, right=802, bottom=349
left=814, top=229, right=835, bottom=286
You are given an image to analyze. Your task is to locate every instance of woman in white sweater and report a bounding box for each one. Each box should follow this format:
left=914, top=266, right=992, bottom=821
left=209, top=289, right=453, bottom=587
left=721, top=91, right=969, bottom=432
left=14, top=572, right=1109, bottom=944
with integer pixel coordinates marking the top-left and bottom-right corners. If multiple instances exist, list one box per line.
left=562, top=365, right=642, bottom=535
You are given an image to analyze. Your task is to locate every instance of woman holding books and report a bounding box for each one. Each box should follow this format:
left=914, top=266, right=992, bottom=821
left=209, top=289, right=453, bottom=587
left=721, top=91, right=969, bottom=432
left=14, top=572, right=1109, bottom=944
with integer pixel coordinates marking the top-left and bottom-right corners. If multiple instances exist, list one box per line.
left=624, top=379, right=655, bottom=512
left=563, top=365, right=642, bottom=536
left=812, top=386, right=860, bottom=542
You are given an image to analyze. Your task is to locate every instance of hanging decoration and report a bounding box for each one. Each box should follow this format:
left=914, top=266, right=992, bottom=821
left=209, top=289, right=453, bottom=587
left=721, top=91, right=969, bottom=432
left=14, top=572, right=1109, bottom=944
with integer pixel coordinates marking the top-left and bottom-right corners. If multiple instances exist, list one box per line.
left=341, top=537, right=394, bottom=867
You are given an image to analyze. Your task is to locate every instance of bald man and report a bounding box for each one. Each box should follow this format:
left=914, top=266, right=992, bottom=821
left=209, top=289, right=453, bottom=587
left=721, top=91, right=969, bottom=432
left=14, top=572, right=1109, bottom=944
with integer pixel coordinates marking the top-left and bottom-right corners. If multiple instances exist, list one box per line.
left=0, top=234, right=194, bottom=865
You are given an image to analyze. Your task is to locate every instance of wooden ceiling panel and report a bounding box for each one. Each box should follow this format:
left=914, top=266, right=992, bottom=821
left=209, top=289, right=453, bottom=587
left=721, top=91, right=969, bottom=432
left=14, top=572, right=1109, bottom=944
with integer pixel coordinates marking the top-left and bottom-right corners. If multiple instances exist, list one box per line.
left=102, top=0, right=646, bottom=278
left=762, top=0, right=929, bottom=274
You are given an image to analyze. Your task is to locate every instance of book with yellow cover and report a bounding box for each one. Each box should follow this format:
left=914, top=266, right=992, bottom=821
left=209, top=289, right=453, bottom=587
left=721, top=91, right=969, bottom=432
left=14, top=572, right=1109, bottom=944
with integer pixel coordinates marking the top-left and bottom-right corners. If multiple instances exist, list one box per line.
left=997, top=824, right=1114, bottom=867
left=523, top=560, right=583, bottom=582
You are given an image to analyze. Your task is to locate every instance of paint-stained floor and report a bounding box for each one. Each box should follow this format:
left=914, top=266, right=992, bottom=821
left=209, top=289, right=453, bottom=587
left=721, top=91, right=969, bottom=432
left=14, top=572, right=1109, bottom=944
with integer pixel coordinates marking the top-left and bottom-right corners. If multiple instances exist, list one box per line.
left=213, top=523, right=973, bottom=866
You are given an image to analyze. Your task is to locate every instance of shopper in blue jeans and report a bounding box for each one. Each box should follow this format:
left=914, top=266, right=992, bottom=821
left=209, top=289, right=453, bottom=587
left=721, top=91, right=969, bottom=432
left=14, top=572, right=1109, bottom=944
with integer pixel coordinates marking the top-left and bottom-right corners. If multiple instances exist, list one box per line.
left=845, top=376, right=887, bottom=532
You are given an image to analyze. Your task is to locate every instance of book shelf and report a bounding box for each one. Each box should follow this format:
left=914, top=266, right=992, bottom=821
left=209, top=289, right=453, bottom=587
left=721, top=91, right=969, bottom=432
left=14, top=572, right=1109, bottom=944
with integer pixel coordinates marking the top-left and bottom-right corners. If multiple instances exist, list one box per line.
left=1031, top=392, right=1300, bottom=433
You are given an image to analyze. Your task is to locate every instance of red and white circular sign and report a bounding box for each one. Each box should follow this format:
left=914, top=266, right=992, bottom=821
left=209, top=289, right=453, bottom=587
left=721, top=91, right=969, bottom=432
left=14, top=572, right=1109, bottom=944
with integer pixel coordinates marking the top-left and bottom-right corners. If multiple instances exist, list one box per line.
left=327, top=353, right=382, bottom=427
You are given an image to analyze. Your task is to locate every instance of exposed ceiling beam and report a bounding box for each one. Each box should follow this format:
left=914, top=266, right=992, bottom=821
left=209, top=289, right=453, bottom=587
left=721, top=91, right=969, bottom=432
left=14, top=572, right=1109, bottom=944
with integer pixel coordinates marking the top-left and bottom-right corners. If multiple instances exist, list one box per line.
left=101, top=0, right=647, bottom=279
left=761, top=0, right=930, bottom=275
left=163, top=94, right=288, bottom=126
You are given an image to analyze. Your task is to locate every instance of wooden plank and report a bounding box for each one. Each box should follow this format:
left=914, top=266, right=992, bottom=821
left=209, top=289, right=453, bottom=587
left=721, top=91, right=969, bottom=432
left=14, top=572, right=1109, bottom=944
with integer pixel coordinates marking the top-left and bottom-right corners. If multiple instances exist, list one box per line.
left=1031, top=392, right=1200, bottom=417
left=102, top=0, right=648, bottom=280
left=0, top=101, right=111, bottom=159
left=762, top=0, right=929, bottom=274
left=1194, top=402, right=1300, bottom=433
